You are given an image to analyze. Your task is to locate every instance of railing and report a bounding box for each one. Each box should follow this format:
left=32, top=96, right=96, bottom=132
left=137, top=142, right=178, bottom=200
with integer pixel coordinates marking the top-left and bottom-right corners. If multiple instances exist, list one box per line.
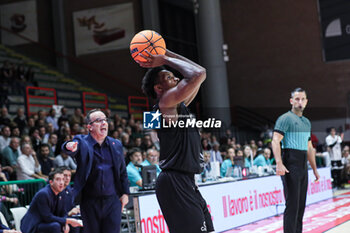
left=82, top=92, right=108, bottom=114
left=0, top=179, right=47, bottom=208
left=26, top=86, right=57, bottom=116
left=128, top=96, right=149, bottom=120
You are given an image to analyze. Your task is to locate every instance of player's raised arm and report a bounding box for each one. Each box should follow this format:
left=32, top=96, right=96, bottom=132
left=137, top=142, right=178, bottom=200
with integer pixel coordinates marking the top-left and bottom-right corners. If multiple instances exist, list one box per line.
left=138, top=49, right=206, bottom=108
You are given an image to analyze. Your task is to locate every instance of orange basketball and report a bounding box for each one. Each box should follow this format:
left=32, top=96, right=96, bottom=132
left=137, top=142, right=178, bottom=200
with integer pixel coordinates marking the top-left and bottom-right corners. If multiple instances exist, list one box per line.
left=130, top=30, right=166, bottom=62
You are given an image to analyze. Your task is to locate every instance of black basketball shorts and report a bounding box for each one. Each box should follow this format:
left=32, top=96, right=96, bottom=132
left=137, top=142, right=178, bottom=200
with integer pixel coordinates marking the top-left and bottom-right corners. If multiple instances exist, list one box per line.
left=155, top=170, right=214, bottom=233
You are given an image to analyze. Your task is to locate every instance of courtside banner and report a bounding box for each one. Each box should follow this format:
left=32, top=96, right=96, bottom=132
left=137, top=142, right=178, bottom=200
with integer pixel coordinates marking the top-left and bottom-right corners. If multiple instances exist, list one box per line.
left=137, top=167, right=331, bottom=233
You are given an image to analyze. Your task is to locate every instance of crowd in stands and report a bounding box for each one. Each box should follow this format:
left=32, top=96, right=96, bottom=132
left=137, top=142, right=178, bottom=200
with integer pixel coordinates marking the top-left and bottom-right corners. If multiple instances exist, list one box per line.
left=0, top=101, right=349, bottom=229
left=0, top=60, right=35, bottom=107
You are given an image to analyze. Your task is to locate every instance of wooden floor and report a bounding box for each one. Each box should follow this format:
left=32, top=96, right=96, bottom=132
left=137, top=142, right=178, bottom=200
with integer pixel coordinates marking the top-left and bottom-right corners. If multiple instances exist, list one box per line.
left=224, top=187, right=350, bottom=233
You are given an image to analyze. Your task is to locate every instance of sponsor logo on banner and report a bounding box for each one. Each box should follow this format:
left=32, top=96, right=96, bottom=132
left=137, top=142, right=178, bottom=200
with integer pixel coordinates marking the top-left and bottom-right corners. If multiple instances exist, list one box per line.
left=137, top=167, right=332, bottom=232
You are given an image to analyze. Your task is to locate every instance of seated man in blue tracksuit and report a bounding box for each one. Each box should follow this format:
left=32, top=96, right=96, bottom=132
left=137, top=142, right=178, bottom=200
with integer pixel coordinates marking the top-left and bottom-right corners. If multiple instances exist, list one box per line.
left=140, top=148, right=161, bottom=176
left=60, top=166, right=80, bottom=233
left=126, top=148, right=143, bottom=188
left=21, top=169, right=82, bottom=233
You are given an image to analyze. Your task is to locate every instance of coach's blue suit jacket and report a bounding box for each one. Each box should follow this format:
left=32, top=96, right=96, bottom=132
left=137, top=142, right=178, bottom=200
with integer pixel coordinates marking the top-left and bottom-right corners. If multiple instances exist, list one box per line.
left=61, top=134, right=129, bottom=201
left=21, top=185, right=67, bottom=233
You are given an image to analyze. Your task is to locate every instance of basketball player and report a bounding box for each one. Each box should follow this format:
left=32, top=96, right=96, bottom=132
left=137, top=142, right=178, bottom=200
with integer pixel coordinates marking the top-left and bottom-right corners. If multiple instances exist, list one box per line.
left=272, top=88, right=320, bottom=233
left=139, top=50, right=214, bottom=233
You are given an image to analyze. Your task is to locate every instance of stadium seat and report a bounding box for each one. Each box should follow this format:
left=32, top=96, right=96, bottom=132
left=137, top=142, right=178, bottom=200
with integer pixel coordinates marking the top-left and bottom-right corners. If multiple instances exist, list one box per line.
left=10, top=207, right=27, bottom=231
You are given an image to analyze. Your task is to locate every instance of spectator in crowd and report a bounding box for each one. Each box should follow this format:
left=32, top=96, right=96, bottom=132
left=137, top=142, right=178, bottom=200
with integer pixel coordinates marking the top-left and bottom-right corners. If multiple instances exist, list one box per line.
left=140, top=135, right=154, bottom=152
left=17, top=143, right=46, bottom=180
left=113, top=114, right=121, bottom=128
left=37, top=110, right=46, bottom=122
left=202, top=151, right=212, bottom=181
left=243, top=145, right=253, bottom=168
left=0, top=126, right=11, bottom=152
left=13, top=108, right=27, bottom=135
left=126, top=148, right=143, bottom=188
left=108, top=121, right=115, bottom=136
left=48, top=134, right=58, bottom=157
left=2, top=137, right=20, bottom=179
left=38, top=126, right=49, bottom=144
left=46, top=123, right=56, bottom=137
left=141, top=149, right=161, bottom=176
left=133, top=137, right=142, bottom=149
left=254, top=148, right=272, bottom=167
left=71, top=123, right=81, bottom=136
left=201, top=138, right=211, bottom=151
left=69, top=108, right=84, bottom=127
left=22, top=117, right=35, bottom=136
left=221, top=147, right=235, bottom=177
left=250, top=140, right=258, bottom=157
left=210, top=141, right=223, bottom=163
left=341, top=146, right=350, bottom=184
left=21, top=169, right=82, bottom=233
left=0, top=107, right=11, bottom=128
left=37, top=144, right=54, bottom=176
left=46, top=109, right=59, bottom=131
left=131, top=123, right=143, bottom=141
left=58, top=107, right=69, bottom=129
left=11, top=127, right=20, bottom=138
left=326, top=127, right=344, bottom=188
left=121, top=132, right=132, bottom=150
left=103, top=109, right=112, bottom=120
left=20, top=135, right=31, bottom=147
left=219, top=137, right=230, bottom=155
left=56, top=134, right=72, bottom=157
left=53, top=151, right=77, bottom=172
left=29, top=128, right=41, bottom=152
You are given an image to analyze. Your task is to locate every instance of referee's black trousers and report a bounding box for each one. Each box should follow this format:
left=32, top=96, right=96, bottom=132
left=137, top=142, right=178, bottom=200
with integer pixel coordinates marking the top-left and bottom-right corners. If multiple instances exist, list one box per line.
left=281, top=149, right=308, bottom=233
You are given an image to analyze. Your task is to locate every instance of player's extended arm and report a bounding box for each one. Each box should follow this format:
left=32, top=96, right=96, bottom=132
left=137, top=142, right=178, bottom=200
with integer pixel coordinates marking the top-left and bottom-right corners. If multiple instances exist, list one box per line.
left=138, top=50, right=206, bottom=108
left=271, top=132, right=289, bottom=176
left=307, top=141, right=320, bottom=182
left=164, top=50, right=204, bottom=105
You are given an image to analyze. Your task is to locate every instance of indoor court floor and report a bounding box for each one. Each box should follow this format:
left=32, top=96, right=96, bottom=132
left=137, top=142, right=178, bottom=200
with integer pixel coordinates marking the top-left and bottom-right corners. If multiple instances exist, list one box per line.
left=224, top=186, right=350, bottom=233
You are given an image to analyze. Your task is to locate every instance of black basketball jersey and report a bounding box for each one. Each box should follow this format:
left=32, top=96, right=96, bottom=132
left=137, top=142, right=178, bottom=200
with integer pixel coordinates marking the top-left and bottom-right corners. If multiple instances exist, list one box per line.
left=155, top=102, right=204, bottom=174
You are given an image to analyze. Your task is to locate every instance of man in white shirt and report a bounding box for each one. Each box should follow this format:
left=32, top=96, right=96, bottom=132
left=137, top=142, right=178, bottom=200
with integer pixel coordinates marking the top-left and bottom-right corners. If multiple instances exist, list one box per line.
left=17, top=143, right=47, bottom=180
left=0, top=126, right=11, bottom=152
left=325, top=127, right=344, bottom=188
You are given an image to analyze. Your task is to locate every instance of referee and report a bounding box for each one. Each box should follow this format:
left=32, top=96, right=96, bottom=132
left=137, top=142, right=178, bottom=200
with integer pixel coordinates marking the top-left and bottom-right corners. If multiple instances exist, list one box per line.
left=272, top=88, right=320, bottom=233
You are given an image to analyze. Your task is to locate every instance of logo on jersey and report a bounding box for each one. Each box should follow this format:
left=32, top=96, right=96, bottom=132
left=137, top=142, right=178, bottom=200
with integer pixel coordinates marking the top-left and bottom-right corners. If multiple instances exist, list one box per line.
left=143, top=110, right=161, bottom=129
left=201, top=221, right=207, bottom=232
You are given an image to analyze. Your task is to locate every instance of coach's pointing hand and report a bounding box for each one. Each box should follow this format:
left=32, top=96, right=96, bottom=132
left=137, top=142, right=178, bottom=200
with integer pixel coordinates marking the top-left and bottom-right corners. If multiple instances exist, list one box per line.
left=66, top=141, right=78, bottom=152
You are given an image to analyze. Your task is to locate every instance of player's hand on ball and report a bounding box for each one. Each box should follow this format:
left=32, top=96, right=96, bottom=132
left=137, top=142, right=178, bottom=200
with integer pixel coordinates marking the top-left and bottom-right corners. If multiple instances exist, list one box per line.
left=137, top=50, right=166, bottom=68
left=66, top=141, right=78, bottom=152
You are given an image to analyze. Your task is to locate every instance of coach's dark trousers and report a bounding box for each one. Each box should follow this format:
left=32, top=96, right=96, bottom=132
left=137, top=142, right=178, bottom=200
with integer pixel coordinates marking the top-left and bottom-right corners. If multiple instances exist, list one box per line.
left=281, top=149, right=308, bottom=233
left=81, top=195, right=122, bottom=233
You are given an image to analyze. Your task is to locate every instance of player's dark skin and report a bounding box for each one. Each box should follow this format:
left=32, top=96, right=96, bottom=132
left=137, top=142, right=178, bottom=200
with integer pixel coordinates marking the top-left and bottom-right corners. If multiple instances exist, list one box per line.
left=137, top=49, right=206, bottom=123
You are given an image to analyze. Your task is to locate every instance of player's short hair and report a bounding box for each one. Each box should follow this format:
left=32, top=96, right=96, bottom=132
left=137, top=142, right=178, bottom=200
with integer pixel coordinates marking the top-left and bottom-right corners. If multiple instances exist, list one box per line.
left=291, top=87, right=306, bottom=98
left=142, top=66, right=166, bottom=99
